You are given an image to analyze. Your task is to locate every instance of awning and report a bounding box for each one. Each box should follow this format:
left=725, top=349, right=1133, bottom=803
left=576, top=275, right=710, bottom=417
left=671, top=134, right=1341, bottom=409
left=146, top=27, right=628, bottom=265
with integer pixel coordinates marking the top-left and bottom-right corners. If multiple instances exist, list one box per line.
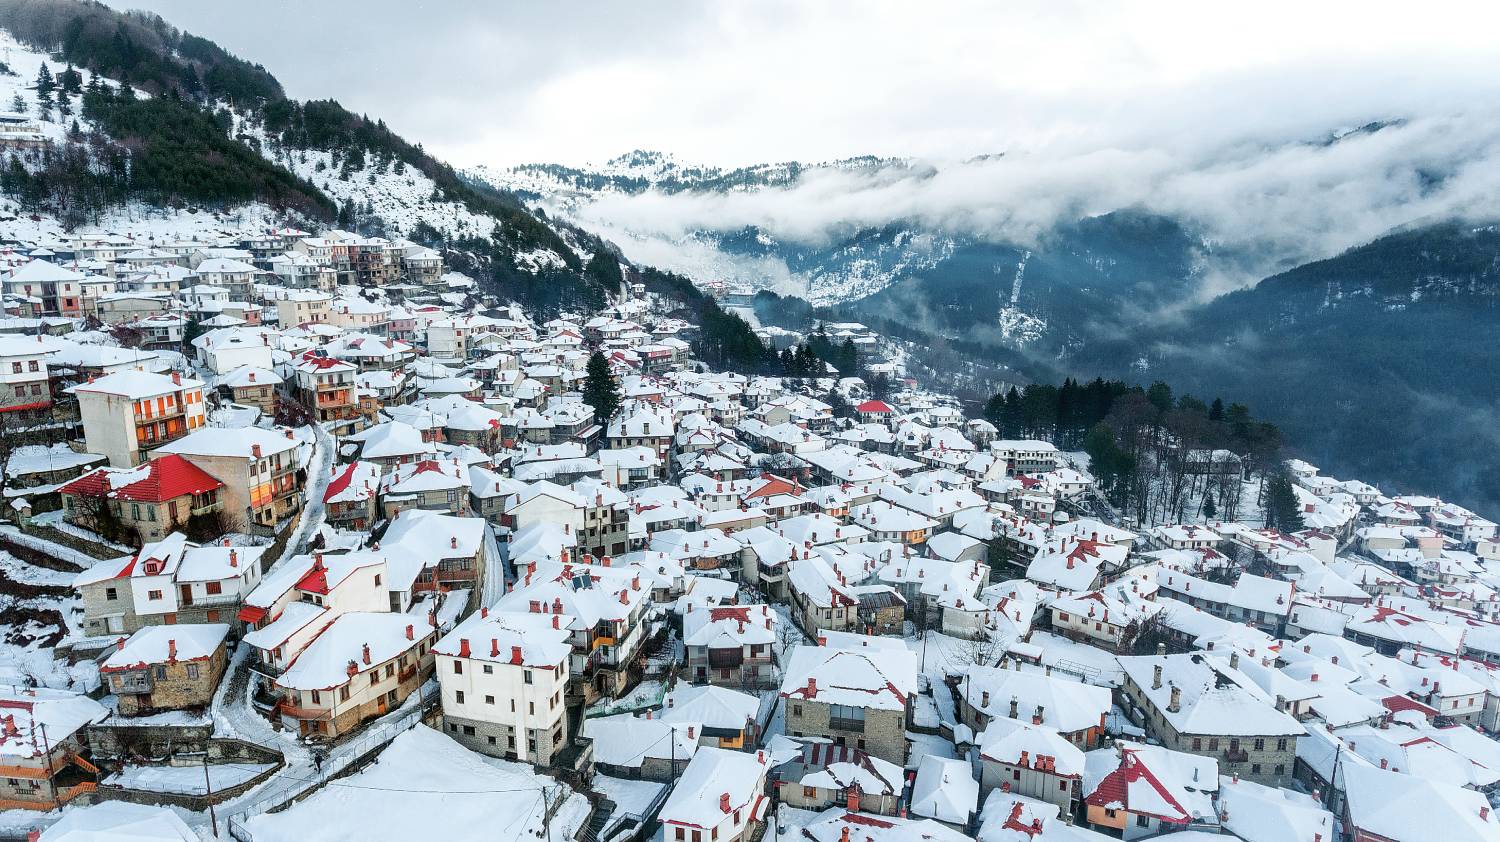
left=237, top=605, right=267, bottom=624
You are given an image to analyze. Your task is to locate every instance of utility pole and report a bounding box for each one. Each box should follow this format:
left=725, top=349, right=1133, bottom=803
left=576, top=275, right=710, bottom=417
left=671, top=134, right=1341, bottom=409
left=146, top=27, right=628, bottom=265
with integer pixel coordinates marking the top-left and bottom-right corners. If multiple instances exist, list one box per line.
left=38, top=723, right=56, bottom=807
left=202, top=750, right=219, bottom=838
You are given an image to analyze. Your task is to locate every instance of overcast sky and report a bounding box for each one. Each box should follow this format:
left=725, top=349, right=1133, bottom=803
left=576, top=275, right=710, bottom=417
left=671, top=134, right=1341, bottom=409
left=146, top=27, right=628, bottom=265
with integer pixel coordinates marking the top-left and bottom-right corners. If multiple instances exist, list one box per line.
left=102, top=0, right=1500, bottom=169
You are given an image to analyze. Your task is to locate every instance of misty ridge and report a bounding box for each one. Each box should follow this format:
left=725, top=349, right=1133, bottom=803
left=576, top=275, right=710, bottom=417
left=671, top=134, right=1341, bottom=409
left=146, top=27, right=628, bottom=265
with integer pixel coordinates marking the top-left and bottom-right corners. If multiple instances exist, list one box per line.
left=566, top=109, right=1500, bottom=301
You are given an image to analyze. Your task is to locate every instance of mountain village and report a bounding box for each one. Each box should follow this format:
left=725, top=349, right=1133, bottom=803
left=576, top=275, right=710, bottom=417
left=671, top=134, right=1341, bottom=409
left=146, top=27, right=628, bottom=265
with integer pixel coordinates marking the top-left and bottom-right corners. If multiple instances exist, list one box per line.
left=0, top=218, right=1484, bottom=842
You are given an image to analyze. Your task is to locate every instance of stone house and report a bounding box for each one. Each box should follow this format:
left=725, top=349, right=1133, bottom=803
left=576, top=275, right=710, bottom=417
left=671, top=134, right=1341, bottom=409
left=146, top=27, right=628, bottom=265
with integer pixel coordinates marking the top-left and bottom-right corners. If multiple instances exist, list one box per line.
left=780, top=643, right=918, bottom=766
left=99, top=624, right=230, bottom=715
left=1117, top=653, right=1304, bottom=787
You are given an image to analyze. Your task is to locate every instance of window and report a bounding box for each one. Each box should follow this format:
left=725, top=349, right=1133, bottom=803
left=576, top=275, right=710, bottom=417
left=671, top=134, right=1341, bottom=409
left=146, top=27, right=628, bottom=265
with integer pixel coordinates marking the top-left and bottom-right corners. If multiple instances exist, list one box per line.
left=453, top=660, right=463, bottom=674
left=458, top=691, right=467, bottom=704
left=1104, top=809, right=1117, bottom=819
left=1191, top=737, right=1201, bottom=751
left=1251, top=763, right=1261, bottom=775
left=1059, top=780, right=1069, bottom=791
left=482, top=665, right=493, bottom=675
left=1274, top=764, right=1285, bottom=776
left=1136, top=816, right=1151, bottom=828
left=385, top=664, right=395, bottom=678
left=186, top=664, right=200, bottom=679
left=205, top=581, right=222, bottom=596
left=463, top=725, right=475, bottom=735
left=1208, top=738, right=1219, bottom=751
left=802, top=786, right=816, bottom=798
left=792, top=704, right=802, bottom=717
left=1253, top=738, right=1265, bottom=751
left=340, top=687, right=350, bottom=701
left=148, top=590, right=163, bottom=600
left=488, top=736, right=497, bottom=745
left=8, top=363, right=17, bottom=374
left=1276, top=738, right=1288, bottom=751
left=829, top=704, right=865, bottom=732
left=676, top=830, right=685, bottom=841
left=485, top=695, right=495, bottom=705
left=524, top=670, right=533, bottom=684
left=11, top=386, right=21, bottom=397
left=374, top=574, right=382, bottom=586
left=370, top=673, right=378, bottom=686
left=311, top=690, right=321, bottom=705
left=26, top=361, right=37, bottom=373
left=1058, top=612, right=1069, bottom=622
left=105, top=587, right=117, bottom=601
left=1012, top=769, right=1021, bottom=781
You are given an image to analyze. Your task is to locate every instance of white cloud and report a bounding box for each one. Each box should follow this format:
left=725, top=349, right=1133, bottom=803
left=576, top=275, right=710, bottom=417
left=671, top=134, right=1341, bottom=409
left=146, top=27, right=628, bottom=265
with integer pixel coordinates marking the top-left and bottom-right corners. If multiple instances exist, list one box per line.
left=102, top=0, right=1500, bottom=168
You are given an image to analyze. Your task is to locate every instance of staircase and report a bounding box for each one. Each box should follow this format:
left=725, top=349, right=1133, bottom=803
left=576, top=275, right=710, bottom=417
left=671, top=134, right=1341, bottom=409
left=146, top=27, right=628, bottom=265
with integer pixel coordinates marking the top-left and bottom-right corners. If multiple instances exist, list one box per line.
left=579, top=797, right=617, bottom=842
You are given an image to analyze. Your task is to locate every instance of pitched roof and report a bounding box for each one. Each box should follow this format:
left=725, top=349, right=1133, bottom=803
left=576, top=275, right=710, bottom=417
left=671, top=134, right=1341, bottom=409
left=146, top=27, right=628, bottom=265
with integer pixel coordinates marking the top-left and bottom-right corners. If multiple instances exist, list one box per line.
left=60, top=455, right=223, bottom=503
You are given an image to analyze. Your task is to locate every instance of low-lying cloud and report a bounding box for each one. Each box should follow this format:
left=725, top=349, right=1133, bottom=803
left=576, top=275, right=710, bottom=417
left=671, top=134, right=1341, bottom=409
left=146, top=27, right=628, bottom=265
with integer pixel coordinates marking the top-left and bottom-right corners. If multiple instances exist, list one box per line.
left=571, top=110, right=1500, bottom=294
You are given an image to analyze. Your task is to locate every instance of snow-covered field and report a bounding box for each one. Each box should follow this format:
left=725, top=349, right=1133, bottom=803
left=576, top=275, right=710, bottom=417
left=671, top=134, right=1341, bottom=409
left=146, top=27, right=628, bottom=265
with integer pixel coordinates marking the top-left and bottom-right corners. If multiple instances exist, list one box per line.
left=242, top=725, right=588, bottom=842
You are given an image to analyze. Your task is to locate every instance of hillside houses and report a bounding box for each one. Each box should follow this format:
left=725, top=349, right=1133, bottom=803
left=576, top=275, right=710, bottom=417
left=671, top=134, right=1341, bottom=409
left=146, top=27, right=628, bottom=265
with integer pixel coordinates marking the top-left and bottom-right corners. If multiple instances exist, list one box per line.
left=4, top=213, right=1500, bottom=842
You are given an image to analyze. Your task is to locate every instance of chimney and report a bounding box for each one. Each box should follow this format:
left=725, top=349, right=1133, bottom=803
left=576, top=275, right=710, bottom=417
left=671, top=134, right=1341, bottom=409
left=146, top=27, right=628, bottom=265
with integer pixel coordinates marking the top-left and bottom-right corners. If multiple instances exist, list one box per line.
left=981, top=690, right=991, bottom=708
left=451, top=536, right=458, bottom=549
left=347, top=659, right=359, bottom=677
left=1229, top=651, right=1239, bottom=670
left=172, top=371, right=181, bottom=385
left=1483, top=806, right=1491, bottom=822
left=719, top=793, right=731, bottom=814
left=116, top=636, right=127, bottom=652
left=405, top=624, right=414, bottom=641
left=458, top=638, right=471, bottom=658
left=1009, top=697, right=1019, bottom=719
left=1168, top=686, right=1182, bottom=713
left=1032, top=705, right=1044, bottom=725
left=511, top=645, right=523, bottom=665
left=551, top=615, right=560, bottom=629
left=362, top=643, right=371, bottom=665
left=167, top=639, right=177, bottom=662
left=229, top=549, right=238, bottom=568
left=1153, top=664, right=1163, bottom=689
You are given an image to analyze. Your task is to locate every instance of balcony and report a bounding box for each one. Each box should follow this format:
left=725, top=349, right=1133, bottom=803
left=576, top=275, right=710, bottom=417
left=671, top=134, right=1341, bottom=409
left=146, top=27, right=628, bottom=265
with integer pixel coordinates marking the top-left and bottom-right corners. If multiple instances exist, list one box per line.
left=758, top=563, right=787, bottom=580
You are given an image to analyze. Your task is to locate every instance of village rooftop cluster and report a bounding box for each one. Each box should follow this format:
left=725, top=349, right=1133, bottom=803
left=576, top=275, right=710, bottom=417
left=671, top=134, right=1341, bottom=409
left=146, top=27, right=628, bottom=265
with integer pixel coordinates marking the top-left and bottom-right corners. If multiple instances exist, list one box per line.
left=0, top=224, right=1493, bottom=842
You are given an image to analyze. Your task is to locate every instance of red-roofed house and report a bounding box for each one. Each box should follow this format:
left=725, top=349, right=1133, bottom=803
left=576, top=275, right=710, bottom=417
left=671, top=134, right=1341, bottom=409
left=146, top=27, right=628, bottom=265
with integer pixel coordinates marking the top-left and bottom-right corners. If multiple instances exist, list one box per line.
left=1083, top=742, right=1219, bottom=839
left=856, top=400, right=895, bottom=424
left=60, top=455, right=226, bottom=543
left=323, top=461, right=382, bottom=530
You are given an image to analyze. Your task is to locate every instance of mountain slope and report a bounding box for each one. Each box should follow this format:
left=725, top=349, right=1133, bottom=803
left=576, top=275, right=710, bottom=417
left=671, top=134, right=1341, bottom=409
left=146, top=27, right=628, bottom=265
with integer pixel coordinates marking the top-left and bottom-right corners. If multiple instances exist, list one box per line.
left=1102, top=221, right=1500, bottom=510
left=0, top=0, right=611, bottom=313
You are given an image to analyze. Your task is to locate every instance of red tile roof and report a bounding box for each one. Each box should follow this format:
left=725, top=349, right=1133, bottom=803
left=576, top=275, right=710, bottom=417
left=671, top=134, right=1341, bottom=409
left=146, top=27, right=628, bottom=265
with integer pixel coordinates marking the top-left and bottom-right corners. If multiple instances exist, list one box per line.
left=1084, top=748, right=1191, bottom=823
left=856, top=400, right=894, bottom=414
left=60, top=455, right=224, bottom=503
left=323, top=462, right=359, bottom=503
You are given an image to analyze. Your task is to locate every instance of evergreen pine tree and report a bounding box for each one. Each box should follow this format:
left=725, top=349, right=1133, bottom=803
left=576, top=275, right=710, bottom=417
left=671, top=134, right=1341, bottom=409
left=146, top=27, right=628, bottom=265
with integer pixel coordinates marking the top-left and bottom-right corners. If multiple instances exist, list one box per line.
left=34, top=64, right=53, bottom=99
left=582, top=351, right=621, bottom=423
left=1201, top=491, right=1217, bottom=520
left=1265, top=475, right=1305, bottom=532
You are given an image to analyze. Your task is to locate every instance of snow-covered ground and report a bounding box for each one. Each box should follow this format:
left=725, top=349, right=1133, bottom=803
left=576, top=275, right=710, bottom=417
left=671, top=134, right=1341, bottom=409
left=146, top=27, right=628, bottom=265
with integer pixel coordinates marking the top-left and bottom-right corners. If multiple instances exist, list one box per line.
left=241, top=725, right=587, bottom=842
left=102, top=762, right=276, bottom=795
